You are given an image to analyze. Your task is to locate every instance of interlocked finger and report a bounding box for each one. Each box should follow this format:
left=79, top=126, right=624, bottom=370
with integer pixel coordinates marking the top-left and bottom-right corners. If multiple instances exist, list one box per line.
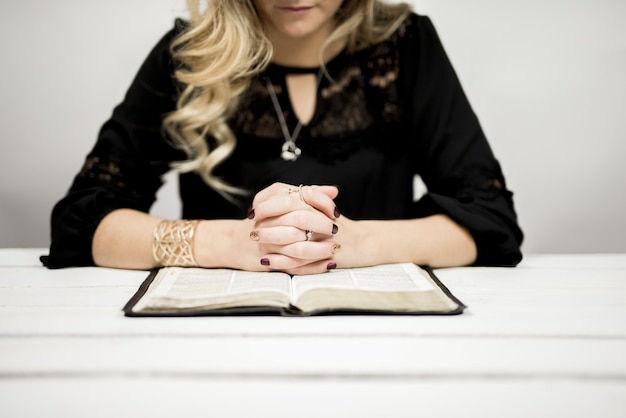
left=286, top=184, right=307, bottom=204
left=255, top=210, right=338, bottom=238
left=249, top=226, right=316, bottom=245
left=252, top=183, right=340, bottom=222
left=265, top=241, right=341, bottom=260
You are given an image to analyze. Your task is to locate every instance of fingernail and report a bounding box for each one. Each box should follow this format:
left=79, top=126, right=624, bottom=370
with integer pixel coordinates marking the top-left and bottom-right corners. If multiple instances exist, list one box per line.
left=260, top=258, right=270, bottom=266
left=332, top=224, right=339, bottom=234
left=333, top=207, right=341, bottom=218
left=327, top=262, right=337, bottom=270
left=247, top=209, right=255, bottom=219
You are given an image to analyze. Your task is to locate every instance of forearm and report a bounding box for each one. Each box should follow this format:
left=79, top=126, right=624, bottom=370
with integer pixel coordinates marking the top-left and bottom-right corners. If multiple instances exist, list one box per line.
left=92, top=209, right=247, bottom=270
left=337, top=214, right=477, bottom=268
left=92, top=209, right=161, bottom=269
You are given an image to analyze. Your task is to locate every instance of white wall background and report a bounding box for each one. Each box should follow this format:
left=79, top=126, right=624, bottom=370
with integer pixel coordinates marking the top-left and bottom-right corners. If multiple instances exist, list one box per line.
left=1, top=0, right=625, bottom=254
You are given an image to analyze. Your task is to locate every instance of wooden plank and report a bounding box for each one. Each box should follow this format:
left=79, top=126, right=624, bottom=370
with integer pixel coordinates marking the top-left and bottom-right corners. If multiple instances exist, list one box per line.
left=1, top=305, right=624, bottom=338
left=1, top=379, right=625, bottom=418
left=1, top=337, right=624, bottom=378
left=0, top=248, right=48, bottom=267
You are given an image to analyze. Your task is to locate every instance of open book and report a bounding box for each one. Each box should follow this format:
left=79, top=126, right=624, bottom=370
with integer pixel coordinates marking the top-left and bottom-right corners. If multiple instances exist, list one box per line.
left=123, top=263, right=465, bottom=316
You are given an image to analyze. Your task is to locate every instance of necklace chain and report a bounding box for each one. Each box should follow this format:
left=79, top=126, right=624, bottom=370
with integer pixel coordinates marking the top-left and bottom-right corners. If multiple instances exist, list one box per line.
left=265, top=68, right=324, bottom=161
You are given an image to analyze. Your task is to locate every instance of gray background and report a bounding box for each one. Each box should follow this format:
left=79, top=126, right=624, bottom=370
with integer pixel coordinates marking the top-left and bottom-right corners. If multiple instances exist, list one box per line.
left=1, top=0, right=625, bottom=253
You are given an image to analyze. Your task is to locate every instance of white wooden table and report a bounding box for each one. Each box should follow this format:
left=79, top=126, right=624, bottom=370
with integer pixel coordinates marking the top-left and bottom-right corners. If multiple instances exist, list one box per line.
left=1, top=249, right=625, bottom=417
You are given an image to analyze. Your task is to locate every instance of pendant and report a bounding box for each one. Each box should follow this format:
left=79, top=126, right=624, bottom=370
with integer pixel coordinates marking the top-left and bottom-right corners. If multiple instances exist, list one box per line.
left=281, top=141, right=301, bottom=161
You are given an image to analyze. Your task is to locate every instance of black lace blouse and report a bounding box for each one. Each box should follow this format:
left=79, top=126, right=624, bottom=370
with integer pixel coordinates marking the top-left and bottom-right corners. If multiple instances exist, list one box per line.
left=42, top=13, right=523, bottom=268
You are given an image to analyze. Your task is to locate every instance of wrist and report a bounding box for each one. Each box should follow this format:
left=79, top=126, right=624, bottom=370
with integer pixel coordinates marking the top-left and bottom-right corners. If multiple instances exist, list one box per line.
left=334, top=218, right=418, bottom=268
left=333, top=217, right=377, bottom=268
left=193, top=219, right=244, bottom=269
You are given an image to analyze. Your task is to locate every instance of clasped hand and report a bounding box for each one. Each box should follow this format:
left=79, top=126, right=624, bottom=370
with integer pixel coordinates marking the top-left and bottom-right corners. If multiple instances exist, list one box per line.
left=247, top=182, right=342, bottom=275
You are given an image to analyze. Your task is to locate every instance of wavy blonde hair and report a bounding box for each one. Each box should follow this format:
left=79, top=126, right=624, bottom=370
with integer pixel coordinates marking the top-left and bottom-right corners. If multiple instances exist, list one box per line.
left=163, top=0, right=411, bottom=197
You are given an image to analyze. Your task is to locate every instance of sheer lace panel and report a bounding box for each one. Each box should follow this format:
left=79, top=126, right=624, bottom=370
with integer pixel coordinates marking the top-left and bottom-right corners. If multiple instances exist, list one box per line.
left=455, top=165, right=507, bottom=202
left=233, top=17, right=407, bottom=143
left=78, top=156, right=128, bottom=189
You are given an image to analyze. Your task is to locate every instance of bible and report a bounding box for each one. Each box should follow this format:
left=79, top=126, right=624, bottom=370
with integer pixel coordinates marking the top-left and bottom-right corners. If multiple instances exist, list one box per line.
left=123, top=263, right=465, bottom=316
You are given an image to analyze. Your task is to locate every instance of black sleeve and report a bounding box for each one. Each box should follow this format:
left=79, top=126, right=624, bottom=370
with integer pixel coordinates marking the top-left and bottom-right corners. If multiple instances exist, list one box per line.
left=41, top=22, right=187, bottom=268
left=400, top=15, right=523, bottom=266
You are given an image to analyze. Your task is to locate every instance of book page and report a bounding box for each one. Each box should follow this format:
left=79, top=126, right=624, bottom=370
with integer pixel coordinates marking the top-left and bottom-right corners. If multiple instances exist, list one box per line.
left=132, top=267, right=292, bottom=312
left=291, top=263, right=434, bottom=300
left=289, top=263, right=461, bottom=314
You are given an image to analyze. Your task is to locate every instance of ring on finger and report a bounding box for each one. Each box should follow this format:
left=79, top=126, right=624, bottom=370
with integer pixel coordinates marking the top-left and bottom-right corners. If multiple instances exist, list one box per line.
left=297, top=184, right=307, bottom=204
left=305, top=230, right=313, bottom=241
left=286, top=184, right=306, bottom=203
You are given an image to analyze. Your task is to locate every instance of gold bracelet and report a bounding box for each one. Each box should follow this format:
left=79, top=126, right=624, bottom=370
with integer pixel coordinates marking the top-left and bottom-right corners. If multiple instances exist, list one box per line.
left=151, top=220, right=199, bottom=267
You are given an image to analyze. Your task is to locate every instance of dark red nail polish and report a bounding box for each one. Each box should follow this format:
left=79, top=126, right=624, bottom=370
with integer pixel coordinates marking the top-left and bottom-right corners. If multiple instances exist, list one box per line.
left=327, top=262, right=337, bottom=270
left=247, top=209, right=255, bottom=219
left=332, top=224, right=339, bottom=234
left=333, top=207, right=341, bottom=218
left=260, top=258, right=270, bottom=266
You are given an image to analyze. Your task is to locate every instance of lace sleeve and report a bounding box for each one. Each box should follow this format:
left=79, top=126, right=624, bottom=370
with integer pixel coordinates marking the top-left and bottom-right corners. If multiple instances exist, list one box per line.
left=400, top=15, right=523, bottom=266
left=42, top=23, right=185, bottom=268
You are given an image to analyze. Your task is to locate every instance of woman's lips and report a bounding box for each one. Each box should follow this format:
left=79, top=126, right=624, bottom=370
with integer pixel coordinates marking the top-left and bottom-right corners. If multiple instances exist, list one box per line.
left=279, top=6, right=313, bottom=14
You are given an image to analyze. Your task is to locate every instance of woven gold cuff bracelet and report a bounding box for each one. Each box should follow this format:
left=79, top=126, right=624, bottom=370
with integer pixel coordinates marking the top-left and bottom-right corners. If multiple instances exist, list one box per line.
left=151, top=220, right=199, bottom=267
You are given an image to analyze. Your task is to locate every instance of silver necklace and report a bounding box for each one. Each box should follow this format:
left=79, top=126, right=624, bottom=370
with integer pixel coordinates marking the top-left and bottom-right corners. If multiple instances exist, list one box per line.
left=265, top=68, right=324, bottom=161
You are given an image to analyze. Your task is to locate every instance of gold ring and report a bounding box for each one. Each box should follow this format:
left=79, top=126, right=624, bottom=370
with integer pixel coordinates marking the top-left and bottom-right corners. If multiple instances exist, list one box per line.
left=297, top=184, right=307, bottom=204
left=331, top=243, right=341, bottom=255
left=249, top=231, right=260, bottom=241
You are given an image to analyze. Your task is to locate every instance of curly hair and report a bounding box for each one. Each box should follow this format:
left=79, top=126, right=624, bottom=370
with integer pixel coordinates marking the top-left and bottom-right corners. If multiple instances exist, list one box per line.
left=163, top=0, right=411, bottom=197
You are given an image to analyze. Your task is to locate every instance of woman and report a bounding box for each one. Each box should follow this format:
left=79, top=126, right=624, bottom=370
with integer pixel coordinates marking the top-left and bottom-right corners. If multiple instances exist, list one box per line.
left=42, top=0, right=523, bottom=274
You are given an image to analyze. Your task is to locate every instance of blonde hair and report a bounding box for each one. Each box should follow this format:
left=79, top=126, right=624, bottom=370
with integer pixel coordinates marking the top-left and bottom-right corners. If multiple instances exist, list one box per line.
left=163, top=0, right=411, bottom=197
